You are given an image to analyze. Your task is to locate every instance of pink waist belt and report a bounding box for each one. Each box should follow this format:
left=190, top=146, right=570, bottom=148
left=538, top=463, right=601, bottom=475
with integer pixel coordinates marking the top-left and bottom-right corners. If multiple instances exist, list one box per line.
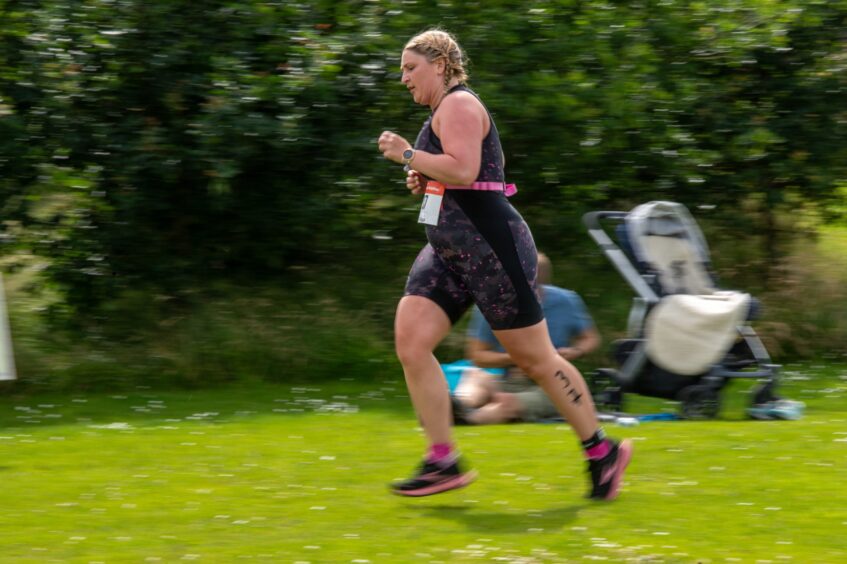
left=445, top=181, right=517, bottom=197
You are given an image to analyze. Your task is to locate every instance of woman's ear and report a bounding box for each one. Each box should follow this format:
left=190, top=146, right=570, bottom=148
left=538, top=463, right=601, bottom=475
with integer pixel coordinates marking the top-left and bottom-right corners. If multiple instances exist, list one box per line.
left=434, top=56, right=446, bottom=76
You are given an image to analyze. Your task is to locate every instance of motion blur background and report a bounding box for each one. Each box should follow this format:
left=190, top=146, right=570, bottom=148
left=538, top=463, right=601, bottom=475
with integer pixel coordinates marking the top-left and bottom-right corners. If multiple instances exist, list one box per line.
left=0, top=1, right=845, bottom=391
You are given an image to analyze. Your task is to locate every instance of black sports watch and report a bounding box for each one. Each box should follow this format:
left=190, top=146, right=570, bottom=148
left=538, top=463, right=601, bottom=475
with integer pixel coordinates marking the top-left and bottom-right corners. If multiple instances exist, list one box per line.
left=402, top=148, right=416, bottom=165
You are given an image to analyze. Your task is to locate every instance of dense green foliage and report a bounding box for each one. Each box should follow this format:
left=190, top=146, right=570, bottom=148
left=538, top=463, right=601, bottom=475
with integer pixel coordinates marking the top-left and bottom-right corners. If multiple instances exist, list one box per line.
left=1, top=0, right=845, bottom=314
left=0, top=2, right=846, bottom=390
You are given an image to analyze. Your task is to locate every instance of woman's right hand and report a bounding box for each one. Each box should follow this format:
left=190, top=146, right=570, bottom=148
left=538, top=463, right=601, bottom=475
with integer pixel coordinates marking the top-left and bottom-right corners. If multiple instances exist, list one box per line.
left=406, top=169, right=426, bottom=195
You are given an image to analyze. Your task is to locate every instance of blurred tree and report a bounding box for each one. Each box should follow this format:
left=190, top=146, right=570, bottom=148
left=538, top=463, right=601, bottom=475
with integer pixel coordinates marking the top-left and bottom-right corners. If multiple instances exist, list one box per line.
left=0, top=0, right=844, bottom=316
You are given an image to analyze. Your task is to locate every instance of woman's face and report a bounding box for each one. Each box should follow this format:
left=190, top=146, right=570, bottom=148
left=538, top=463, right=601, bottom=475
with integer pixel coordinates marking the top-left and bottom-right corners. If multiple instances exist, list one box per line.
left=401, top=49, right=444, bottom=107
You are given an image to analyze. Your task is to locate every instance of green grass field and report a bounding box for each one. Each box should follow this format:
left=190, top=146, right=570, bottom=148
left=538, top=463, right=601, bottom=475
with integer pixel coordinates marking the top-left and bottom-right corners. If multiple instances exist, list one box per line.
left=1, top=363, right=845, bottom=563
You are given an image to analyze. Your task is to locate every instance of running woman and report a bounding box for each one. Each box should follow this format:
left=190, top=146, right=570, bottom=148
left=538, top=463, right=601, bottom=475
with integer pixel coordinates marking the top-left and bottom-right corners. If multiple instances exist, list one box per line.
left=377, top=29, right=632, bottom=500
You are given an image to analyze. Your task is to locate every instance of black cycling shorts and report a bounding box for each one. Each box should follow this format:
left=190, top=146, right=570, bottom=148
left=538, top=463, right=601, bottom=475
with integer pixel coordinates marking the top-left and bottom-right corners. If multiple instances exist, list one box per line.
left=404, top=190, right=543, bottom=330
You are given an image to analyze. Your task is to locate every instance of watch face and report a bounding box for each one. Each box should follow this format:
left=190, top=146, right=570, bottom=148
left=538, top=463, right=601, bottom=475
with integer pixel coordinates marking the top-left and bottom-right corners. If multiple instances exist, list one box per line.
left=403, top=149, right=414, bottom=160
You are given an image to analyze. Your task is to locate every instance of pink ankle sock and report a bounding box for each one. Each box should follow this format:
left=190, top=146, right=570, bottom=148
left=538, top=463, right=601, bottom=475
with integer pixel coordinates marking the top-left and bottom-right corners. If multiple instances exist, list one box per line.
left=427, top=443, right=454, bottom=463
left=585, top=440, right=611, bottom=460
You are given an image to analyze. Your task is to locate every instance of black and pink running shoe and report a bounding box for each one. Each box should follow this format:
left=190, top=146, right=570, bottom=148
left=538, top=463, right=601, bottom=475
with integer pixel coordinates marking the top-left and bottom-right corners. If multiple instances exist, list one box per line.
left=587, top=439, right=633, bottom=500
left=391, top=459, right=478, bottom=497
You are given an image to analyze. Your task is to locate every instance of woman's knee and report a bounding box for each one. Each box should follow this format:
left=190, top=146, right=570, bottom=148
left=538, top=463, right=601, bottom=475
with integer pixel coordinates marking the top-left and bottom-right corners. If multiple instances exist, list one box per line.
left=511, top=355, right=556, bottom=382
left=394, top=296, right=451, bottom=367
left=394, top=322, right=442, bottom=368
left=394, top=332, right=432, bottom=368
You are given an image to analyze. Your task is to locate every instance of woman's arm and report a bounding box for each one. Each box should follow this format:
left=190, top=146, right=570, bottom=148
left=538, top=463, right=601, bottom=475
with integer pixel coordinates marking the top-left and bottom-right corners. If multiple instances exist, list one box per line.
left=557, top=327, right=602, bottom=361
left=421, top=91, right=487, bottom=185
left=378, top=91, right=488, bottom=186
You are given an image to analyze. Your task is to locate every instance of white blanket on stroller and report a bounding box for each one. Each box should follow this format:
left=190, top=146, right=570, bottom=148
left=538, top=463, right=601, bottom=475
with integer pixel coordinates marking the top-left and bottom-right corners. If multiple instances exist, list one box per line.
left=645, top=292, right=751, bottom=376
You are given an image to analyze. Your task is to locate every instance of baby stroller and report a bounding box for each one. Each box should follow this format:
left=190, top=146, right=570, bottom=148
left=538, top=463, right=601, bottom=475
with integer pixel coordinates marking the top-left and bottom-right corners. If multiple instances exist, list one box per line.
left=583, top=201, right=784, bottom=419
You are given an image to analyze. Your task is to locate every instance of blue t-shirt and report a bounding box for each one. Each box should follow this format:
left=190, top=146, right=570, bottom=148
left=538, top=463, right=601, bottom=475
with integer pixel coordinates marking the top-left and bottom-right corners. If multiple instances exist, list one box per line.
left=467, top=285, right=593, bottom=351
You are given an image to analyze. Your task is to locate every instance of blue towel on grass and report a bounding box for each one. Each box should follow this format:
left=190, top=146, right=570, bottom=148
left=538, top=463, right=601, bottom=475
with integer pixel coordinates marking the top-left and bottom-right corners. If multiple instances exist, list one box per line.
left=440, top=360, right=505, bottom=393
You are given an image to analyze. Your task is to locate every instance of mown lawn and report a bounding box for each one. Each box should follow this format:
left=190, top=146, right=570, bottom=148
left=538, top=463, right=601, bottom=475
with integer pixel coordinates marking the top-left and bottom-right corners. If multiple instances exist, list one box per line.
left=0, top=363, right=845, bottom=563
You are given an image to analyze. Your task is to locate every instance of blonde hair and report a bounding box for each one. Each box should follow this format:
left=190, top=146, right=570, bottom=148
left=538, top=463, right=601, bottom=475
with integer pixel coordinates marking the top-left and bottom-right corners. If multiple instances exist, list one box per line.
left=404, top=29, right=468, bottom=87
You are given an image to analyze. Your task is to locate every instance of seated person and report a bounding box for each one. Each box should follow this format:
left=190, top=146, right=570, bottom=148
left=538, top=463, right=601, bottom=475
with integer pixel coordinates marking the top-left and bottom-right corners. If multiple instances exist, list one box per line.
left=452, top=253, right=601, bottom=424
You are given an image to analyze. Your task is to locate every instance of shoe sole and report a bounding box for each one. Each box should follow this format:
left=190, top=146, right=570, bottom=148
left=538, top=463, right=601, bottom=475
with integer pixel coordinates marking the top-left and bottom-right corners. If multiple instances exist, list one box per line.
left=603, top=439, right=632, bottom=500
left=392, top=470, right=478, bottom=497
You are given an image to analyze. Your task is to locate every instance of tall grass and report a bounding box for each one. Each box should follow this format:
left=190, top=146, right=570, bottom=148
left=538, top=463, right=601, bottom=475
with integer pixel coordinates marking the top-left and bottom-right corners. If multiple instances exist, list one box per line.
left=754, top=226, right=847, bottom=359
left=2, top=224, right=845, bottom=393
left=3, top=279, right=400, bottom=393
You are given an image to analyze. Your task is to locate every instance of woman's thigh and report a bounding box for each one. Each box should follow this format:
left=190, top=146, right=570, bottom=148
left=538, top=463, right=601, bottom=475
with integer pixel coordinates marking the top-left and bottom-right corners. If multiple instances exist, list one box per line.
left=404, top=243, right=473, bottom=326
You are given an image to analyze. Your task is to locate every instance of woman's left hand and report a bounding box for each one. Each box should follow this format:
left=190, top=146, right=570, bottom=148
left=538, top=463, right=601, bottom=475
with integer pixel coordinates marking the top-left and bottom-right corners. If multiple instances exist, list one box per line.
left=378, top=130, right=411, bottom=164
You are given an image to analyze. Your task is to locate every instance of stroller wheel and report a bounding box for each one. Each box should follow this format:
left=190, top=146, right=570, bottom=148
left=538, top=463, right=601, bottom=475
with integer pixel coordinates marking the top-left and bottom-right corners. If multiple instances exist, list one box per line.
left=677, top=384, right=721, bottom=420
left=594, top=387, right=624, bottom=413
left=752, top=380, right=779, bottom=405
left=591, top=369, right=624, bottom=412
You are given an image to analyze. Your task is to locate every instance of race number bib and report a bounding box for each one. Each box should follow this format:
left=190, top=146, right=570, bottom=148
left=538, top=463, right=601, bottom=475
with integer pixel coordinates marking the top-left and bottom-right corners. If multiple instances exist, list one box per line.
left=418, top=181, right=445, bottom=226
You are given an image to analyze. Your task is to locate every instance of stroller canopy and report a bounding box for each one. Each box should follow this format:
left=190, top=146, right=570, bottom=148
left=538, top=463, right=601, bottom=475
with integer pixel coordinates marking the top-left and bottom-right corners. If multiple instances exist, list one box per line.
left=626, top=201, right=714, bottom=295
left=626, top=202, right=751, bottom=375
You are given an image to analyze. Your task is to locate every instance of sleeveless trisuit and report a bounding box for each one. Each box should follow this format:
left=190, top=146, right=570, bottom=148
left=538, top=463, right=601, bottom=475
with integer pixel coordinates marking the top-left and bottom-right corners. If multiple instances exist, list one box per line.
left=403, top=85, right=543, bottom=330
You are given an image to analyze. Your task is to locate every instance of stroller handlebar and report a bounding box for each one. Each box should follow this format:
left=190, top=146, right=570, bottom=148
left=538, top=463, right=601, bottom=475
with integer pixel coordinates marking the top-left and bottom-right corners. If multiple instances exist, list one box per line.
left=582, top=210, right=629, bottom=230
left=583, top=210, right=660, bottom=303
